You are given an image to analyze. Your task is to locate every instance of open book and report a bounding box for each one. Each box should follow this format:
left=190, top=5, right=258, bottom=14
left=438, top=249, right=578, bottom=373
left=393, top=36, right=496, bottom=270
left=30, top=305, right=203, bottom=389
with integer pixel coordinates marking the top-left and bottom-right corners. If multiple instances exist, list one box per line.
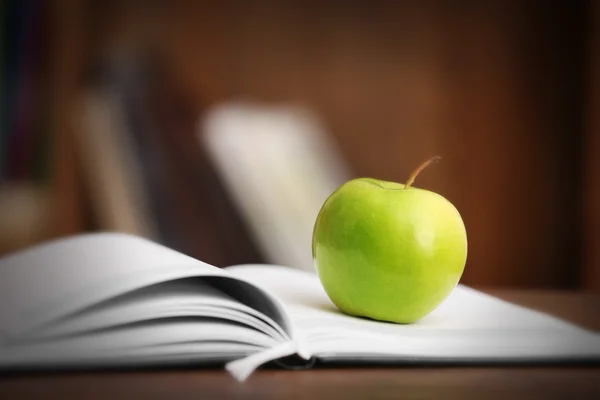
left=1, top=233, right=599, bottom=381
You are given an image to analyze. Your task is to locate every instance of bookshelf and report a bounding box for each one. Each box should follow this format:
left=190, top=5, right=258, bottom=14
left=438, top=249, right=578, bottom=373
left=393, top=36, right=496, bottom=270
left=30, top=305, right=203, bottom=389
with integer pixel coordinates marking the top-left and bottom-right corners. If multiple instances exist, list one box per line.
left=0, top=0, right=88, bottom=254
left=1, top=1, right=598, bottom=290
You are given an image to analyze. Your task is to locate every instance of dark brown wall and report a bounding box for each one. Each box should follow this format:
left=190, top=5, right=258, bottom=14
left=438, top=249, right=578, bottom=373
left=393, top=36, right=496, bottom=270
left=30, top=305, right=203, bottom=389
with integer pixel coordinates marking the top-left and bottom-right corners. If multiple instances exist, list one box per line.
left=585, top=0, right=600, bottom=291
left=55, top=1, right=592, bottom=289
left=148, top=1, right=586, bottom=288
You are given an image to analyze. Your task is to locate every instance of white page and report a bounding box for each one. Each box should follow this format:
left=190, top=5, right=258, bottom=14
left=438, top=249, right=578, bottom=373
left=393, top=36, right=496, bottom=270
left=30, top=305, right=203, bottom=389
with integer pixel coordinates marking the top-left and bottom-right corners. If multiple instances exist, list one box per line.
left=0, top=320, right=276, bottom=366
left=226, top=265, right=600, bottom=362
left=1, top=343, right=259, bottom=369
left=0, top=233, right=218, bottom=336
left=33, top=279, right=287, bottom=342
left=0, top=233, right=291, bottom=341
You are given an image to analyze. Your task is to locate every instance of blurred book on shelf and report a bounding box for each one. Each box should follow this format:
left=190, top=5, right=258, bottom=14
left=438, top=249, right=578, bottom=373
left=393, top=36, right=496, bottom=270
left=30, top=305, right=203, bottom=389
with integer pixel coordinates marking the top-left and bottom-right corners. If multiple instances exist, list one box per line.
left=77, top=87, right=158, bottom=239
left=0, top=183, right=50, bottom=255
left=200, top=102, right=352, bottom=271
left=0, top=2, right=353, bottom=269
left=75, top=52, right=265, bottom=267
left=75, top=51, right=353, bottom=270
left=0, top=0, right=55, bottom=255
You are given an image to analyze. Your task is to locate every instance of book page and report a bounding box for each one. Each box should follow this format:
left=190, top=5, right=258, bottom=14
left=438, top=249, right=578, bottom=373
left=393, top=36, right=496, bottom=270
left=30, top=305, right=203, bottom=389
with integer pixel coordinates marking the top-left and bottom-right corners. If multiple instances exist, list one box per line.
left=32, top=278, right=287, bottom=343
left=0, top=233, right=291, bottom=341
left=0, top=320, right=275, bottom=367
left=226, top=265, right=600, bottom=361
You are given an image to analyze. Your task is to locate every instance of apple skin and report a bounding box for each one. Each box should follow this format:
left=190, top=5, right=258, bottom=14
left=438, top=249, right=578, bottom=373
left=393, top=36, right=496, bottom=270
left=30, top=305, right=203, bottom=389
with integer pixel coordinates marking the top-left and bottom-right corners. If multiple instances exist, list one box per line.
left=312, top=177, right=467, bottom=324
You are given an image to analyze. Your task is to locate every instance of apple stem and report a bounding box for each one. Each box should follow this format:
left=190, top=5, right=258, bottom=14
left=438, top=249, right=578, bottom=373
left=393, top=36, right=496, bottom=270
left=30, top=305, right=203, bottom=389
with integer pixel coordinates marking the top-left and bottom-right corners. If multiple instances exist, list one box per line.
left=404, top=156, right=442, bottom=189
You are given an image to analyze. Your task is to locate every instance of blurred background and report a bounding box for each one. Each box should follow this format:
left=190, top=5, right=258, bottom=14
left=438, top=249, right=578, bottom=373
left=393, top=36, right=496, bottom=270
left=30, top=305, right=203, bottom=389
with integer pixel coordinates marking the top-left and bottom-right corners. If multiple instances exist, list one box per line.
left=0, top=0, right=599, bottom=291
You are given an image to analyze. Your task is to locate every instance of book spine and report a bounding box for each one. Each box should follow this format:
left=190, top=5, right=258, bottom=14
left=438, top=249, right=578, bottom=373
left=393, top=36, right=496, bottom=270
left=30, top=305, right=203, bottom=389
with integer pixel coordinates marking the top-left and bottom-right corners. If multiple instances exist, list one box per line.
left=0, top=0, right=24, bottom=181
left=9, top=0, right=44, bottom=181
left=94, top=55, right=173, bottom=246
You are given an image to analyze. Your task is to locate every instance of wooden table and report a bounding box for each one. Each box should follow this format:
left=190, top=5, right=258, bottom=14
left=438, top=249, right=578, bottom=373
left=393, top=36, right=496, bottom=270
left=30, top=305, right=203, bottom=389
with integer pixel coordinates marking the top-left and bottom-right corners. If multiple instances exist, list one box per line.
left=1, top=289, right=599, bottom=399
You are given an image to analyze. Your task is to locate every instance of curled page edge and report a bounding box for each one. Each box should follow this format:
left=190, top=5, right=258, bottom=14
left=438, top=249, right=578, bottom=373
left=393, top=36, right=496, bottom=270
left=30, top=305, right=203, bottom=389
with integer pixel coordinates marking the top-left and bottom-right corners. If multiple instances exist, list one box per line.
left=226, top=338, right=310, bottom=382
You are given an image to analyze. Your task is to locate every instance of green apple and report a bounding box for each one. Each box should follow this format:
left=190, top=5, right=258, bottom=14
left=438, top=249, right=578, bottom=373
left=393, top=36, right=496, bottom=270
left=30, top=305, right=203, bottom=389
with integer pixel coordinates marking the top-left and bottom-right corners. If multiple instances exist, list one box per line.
left=312, top=157, right=467, bottom=324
